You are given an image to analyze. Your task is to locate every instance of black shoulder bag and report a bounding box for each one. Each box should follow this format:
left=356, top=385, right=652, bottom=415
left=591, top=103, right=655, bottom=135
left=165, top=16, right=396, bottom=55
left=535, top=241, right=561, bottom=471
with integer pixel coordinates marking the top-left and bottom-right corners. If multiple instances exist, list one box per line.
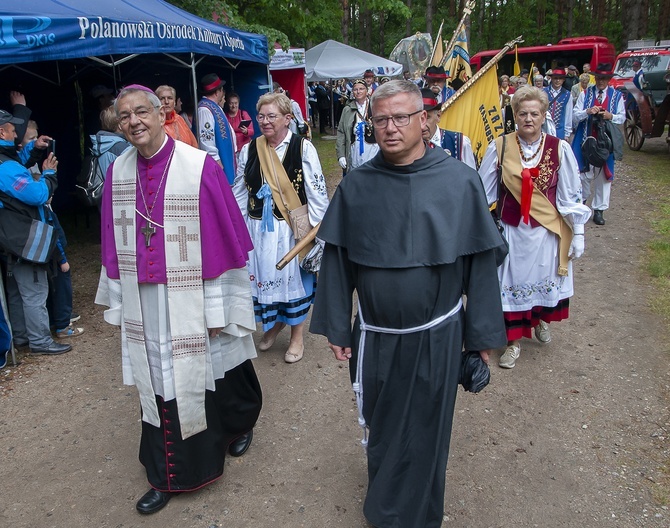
left=491, top=135, right=510, bottom=264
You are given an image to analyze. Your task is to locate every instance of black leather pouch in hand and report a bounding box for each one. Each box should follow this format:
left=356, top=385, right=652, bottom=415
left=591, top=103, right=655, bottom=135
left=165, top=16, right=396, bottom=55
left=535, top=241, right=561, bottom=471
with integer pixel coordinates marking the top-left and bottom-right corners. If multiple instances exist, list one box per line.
left=459, top=351, right=491, bottom=393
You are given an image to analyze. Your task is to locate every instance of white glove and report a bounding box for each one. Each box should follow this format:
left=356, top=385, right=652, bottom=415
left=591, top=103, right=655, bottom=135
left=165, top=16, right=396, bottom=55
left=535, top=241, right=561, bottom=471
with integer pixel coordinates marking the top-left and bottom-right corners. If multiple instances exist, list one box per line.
left=569, top=234, right=584, bottom=259
left=338, top=156, right=347, bottom=169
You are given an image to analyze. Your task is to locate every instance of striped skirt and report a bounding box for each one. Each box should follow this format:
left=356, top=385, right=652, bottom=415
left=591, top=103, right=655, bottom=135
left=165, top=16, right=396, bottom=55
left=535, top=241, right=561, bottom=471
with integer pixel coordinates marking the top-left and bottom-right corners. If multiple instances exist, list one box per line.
left=503, top=298, right=570, bottom=341
left=254, top=269, right=316, bottom=331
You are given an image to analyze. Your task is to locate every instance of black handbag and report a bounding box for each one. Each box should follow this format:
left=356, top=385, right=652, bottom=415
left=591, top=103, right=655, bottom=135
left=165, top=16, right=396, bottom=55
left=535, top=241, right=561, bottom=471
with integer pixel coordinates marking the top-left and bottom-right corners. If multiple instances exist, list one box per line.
left=459, top=351, right=491, bottom=393
left=491, top=134, right=510, bottom=265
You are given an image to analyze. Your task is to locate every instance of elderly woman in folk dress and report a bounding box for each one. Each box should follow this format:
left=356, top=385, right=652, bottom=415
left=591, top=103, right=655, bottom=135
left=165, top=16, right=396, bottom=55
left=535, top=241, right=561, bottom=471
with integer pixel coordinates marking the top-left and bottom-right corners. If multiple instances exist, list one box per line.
left=233, top=93, right=329, bottom=363
left=478, top=86, right=591, bottom=369
left=154, top=85, right=198, bottom=148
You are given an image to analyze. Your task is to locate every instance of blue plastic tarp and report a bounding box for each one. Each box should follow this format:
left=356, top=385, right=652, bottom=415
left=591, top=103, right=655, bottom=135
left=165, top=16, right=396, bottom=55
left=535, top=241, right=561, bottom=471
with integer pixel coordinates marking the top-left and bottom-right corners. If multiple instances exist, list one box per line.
left=0, top=0, right=268, bottom=66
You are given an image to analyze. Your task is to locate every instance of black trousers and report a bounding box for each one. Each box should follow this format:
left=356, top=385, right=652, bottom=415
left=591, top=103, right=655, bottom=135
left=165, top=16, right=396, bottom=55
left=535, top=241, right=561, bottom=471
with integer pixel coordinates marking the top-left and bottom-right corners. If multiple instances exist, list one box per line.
left=318, top=107, right=330, bottom=133
left=139, top=359, right=262, bottom=492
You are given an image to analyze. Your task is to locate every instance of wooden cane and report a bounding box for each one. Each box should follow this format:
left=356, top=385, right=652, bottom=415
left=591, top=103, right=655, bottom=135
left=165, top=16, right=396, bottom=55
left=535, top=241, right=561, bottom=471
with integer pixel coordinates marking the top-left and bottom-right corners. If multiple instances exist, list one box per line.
left=276, top=222, right=321, bottom=270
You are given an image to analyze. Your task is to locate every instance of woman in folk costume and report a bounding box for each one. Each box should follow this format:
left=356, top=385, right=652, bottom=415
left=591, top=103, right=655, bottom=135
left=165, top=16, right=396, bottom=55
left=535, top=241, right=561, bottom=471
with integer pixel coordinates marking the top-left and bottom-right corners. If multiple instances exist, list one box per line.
left=479, top=86, right=591, bottom=369
left=336, top=78, right=380, bottom=174
left=154, top=85, right=198, bottom=148
left=233, top=92, right=329, bottom=363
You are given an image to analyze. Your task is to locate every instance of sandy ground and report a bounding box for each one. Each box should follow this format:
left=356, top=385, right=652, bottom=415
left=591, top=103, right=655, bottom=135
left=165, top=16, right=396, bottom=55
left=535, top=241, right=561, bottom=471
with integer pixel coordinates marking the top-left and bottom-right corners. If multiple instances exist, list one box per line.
left=1, top=138, right=669, bottom=528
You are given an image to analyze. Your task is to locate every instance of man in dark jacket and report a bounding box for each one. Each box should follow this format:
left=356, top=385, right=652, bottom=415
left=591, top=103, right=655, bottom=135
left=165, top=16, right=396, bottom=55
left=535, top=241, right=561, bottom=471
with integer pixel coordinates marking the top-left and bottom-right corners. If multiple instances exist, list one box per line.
left=315, top=82, right=331, bottom=134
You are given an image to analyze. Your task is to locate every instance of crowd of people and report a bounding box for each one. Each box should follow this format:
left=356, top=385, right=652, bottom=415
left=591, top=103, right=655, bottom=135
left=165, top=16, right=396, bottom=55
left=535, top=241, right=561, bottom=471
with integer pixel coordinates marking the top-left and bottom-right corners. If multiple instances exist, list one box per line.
left=0, top=92, right=85, bottom=370
left=0, top=54, right=627, bottom=527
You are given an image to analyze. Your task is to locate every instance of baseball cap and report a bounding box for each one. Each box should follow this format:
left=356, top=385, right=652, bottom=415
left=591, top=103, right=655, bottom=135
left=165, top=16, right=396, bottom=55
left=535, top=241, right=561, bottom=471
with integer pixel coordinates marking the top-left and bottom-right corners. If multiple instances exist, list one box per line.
left=0, top=109, right=24, bottom=126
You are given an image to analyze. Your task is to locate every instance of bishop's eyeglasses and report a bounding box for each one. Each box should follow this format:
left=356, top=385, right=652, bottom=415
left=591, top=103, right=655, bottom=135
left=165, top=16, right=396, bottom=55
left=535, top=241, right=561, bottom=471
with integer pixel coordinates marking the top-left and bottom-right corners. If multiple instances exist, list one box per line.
left=118, top=106, right=159, bottom=125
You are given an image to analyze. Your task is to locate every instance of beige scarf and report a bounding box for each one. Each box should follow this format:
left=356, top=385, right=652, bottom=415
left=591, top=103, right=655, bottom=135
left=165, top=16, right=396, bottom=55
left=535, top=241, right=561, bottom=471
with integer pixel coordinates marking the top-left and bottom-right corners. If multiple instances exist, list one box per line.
left=256, top=135, right=314, bottom=257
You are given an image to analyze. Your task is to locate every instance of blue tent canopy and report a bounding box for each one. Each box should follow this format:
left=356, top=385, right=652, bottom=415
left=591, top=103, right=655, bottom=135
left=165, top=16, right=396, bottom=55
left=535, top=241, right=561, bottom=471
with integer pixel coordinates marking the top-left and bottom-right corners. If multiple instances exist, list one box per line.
left=0, top=0, right=268, bottom=66
left=0, top=1, right=270, bottom=211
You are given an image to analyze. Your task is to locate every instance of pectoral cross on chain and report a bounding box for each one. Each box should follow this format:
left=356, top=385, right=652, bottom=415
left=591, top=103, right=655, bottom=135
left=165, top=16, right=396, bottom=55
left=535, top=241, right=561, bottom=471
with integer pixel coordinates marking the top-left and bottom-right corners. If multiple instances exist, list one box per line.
left=141, top=222, right=156, bottom=247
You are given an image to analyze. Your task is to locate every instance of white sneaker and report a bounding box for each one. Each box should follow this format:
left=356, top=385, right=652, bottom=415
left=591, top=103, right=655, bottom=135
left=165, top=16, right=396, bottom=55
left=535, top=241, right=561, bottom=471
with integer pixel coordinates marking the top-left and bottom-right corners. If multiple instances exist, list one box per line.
left=499, top=344, right=520, bottom=369
left=534, top=320, right=551, bottom=343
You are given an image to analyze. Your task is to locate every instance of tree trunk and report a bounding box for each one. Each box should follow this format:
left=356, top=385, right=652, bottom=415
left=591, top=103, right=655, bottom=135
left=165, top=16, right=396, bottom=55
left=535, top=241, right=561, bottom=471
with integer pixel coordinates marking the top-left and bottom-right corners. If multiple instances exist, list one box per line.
left=567, top=0, right=574, bottom=36
left=406, top=0, right=412, bottom=36
left=660, top=0, right=670, bottom=41
left=379, top=13, right=386, bottom=56
left=487, top=0, right=496, bottom=49
left=557, top=0, right=565, bottom=41
left=596, top=0, right=607, bottom=35
left=426, top=0, right=434, bottom=35
left=341, top=0, right=350, bottom=45
left=537, top=0, right=546, bottom=28
left=352, top=1, right=359, bottom=48
left=622, top=0, right=642, bottom=42
left=477, top=0, right=485, bottom=47
left=364, top=7, right=373, bottom=51
left=639, top=0, right=650, bottom=38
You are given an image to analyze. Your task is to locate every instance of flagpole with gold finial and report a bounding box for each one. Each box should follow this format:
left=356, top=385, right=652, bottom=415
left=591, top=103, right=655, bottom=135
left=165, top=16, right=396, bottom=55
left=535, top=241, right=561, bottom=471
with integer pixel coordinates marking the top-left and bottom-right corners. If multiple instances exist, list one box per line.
left=513, top=43, right=521, bottom=76
left=441, top=0, right=476, bottom=69
left=441, top=35, right=524, bottom=112
left=428, top=20, right=445, bottom=67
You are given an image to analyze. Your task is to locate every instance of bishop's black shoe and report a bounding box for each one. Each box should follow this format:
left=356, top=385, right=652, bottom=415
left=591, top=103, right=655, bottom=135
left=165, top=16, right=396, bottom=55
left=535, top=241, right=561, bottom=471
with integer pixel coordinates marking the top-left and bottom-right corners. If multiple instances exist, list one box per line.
left=593, top=210, right=605, bottom=225
left=136, top=488, right=172, bottom=514
left=228, top=430, right=253, bottom=457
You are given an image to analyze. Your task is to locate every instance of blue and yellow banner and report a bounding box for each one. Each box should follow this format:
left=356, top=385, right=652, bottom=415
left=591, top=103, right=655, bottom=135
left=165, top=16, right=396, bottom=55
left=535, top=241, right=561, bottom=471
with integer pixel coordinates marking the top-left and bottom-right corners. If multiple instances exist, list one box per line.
left=439, top=66, right=504, bottom=167
left=442, top=26, right=471, bottom=84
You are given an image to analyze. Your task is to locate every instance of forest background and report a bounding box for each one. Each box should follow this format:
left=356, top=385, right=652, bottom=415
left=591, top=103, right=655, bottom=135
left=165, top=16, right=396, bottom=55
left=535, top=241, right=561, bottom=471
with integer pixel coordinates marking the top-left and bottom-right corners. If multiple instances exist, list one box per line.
left=169, top=0, right=670, bottom=58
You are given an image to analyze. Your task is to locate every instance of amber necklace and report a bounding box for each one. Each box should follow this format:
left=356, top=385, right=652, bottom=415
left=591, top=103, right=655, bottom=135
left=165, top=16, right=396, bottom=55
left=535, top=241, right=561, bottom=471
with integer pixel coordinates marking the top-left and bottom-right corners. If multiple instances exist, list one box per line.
left=516, top=132, right=544, bottom=162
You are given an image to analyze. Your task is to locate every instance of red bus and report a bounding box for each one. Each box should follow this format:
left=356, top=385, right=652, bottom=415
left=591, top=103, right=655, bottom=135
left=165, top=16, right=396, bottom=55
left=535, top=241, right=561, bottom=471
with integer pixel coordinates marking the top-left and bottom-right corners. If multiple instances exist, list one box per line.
left=470, top=36, right=617, bottom=75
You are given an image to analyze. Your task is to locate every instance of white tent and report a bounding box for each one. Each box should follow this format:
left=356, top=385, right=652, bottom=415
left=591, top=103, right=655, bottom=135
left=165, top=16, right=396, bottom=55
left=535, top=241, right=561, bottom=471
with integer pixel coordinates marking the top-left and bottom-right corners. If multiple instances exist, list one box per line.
left=305, top=40, right=403, bottom=81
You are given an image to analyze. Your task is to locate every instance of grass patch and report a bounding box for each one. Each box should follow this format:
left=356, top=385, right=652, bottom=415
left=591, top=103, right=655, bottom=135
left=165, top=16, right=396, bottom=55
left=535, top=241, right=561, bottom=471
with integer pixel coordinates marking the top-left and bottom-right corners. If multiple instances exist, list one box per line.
left=311, top=131, right=343, bottom=196
left=623, top=138, right=670, bottom=324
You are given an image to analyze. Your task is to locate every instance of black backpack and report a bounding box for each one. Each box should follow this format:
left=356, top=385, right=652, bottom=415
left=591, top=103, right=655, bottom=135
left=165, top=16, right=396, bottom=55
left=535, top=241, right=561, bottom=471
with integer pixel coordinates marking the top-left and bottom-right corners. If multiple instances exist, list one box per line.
left=75, top=137, right=127, bottom=207
left=0, top=155, right=57, bottom=264
left=581, top=115, right=613, bottom=169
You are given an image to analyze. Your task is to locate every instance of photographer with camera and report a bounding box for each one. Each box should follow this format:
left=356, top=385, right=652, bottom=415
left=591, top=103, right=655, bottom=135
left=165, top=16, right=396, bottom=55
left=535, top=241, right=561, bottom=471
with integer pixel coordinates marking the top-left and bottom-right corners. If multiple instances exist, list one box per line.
left=0, top=109, right=71, bottom=356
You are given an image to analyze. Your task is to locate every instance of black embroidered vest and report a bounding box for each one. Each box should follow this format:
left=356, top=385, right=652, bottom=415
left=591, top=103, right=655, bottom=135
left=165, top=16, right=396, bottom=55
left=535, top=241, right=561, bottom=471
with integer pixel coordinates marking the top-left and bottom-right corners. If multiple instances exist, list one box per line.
left=244, top=134, right=307, bottom=220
